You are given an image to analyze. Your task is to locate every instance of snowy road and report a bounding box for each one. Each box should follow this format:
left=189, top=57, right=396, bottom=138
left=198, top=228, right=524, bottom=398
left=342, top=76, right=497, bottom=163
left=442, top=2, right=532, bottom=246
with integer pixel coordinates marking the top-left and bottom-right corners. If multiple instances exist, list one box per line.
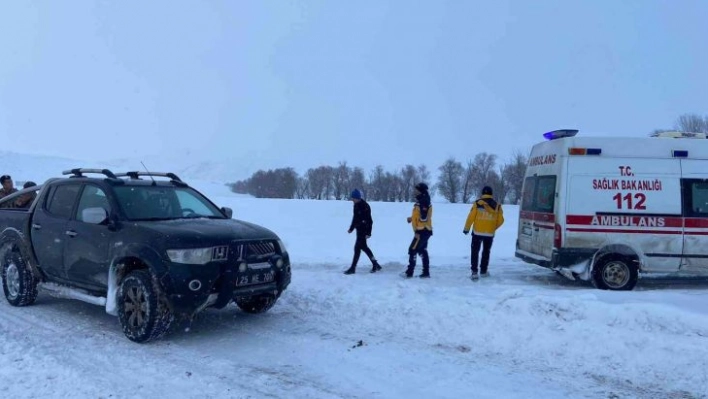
left=3, top=260, right=708, bottom=399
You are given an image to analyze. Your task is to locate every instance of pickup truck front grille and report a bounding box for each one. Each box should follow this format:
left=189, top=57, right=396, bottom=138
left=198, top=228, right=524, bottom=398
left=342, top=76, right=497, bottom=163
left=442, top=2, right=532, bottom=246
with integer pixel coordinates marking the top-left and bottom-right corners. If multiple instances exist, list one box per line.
left=248, top=241, right=276, bottom=257
left=233, top=240, right=277, bottom=261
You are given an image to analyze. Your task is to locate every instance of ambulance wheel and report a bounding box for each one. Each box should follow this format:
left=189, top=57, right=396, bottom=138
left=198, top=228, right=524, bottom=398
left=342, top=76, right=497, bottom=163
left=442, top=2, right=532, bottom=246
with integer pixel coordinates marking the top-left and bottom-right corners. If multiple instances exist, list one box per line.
left=592, top=255, right=638, bottom=291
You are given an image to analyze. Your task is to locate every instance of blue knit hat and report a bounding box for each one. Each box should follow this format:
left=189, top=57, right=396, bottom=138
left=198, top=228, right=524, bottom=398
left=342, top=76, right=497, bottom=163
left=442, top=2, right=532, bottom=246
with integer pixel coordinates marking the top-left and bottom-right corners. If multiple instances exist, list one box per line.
left=350, top=189, right=362, bottom=199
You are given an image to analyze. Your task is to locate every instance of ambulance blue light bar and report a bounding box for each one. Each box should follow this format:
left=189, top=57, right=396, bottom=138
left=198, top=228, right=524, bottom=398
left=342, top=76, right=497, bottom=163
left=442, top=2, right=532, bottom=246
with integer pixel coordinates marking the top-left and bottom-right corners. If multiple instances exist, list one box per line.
left=672, top=150, right=688, bottom=158
left=543, top=129, right=579, bottom=140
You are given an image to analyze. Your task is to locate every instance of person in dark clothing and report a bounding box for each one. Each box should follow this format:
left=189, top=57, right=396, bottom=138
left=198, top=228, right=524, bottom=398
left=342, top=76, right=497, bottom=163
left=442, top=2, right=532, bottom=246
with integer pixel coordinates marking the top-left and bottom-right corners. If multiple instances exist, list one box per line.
left=14, top=181, right=38, bottom=209
left=463, top=186, right=505, bottom=280
left=0, top=175, right=17, bottom=199
left=403, top=183, right=433, bottom=278
left=344, top=189, right=382, bottom=275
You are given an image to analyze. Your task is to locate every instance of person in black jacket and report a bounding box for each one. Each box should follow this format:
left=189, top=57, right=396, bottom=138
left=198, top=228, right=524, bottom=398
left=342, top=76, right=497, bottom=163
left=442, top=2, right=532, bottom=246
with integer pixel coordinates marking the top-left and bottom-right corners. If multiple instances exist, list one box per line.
left=344, top=189, right=382, bottom=275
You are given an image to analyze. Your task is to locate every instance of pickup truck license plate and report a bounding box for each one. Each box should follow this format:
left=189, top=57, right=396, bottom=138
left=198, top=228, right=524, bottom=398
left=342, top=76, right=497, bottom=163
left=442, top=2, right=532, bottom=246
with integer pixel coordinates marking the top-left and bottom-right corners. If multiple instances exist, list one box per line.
left=236, top=271, right=275, bottom=286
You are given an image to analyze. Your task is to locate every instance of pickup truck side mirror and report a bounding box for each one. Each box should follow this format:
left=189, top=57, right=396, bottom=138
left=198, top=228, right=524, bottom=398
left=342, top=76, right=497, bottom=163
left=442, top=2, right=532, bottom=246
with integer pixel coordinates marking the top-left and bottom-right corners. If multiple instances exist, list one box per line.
left=221, top=207, right=233, bottom=219
left=82, top=207, right=109, bottom=225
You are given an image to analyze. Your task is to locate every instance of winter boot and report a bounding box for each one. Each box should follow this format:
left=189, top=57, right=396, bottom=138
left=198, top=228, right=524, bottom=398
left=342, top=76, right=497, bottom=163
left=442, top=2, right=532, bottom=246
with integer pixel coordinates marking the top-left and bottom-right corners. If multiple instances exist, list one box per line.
left=418, top=266, right=430, bottom=278
left=344, top=266, right=356, bottom=275
left=470, top=272, right=479, bottom=281
left=370, top=260, right=383, bottom=273
left=480, top=272, right=490, bottom=278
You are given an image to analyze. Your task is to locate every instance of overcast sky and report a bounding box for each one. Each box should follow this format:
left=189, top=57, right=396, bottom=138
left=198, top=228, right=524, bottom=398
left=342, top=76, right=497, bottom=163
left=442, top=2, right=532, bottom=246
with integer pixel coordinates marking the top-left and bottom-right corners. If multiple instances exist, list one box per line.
left=1, top=1, right=707, bottom=175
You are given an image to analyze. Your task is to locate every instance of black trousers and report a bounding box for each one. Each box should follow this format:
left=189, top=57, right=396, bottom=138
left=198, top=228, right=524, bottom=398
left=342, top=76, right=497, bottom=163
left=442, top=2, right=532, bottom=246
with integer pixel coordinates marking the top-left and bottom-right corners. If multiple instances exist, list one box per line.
left=351, top=230, right=376, bottom=268
left=471, top=234, right=494, bottom=274
left=407, top=230, right=431, bottom=272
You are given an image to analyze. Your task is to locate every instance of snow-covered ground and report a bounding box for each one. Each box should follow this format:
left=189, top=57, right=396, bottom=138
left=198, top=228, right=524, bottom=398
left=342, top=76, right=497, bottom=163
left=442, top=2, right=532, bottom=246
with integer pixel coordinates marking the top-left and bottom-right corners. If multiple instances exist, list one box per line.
left=3, top=187, right=708, bottom=398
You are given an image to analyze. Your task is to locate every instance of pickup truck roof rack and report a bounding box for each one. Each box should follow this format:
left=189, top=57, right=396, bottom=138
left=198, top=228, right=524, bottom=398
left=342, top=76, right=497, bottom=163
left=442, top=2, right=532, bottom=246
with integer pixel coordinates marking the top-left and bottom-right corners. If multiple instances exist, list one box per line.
left=115, top=171, right=183, bottom=183
left=62, top=168, right=118, bottom=179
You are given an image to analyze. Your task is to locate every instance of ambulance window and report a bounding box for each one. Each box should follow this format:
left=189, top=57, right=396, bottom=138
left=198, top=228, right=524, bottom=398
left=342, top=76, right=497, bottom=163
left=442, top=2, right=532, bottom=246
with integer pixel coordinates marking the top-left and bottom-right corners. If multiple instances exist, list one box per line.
left=521, top=177, right=536, bottom=211
left=535, top=176, right=556, bottom=213
left=690, top=182, right=708, bottom=216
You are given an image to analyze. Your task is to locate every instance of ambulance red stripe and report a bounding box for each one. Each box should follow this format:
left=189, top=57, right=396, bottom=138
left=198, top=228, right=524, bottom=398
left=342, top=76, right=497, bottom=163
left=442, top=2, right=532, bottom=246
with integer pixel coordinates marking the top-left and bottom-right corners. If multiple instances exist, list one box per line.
left=566, top=228, right=683, bottom=235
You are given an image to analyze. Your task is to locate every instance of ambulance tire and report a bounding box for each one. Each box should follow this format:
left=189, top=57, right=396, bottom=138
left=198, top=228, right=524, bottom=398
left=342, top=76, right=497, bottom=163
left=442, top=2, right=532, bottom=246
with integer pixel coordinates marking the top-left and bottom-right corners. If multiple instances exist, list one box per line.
left=591, top=255, right=638, bottom=291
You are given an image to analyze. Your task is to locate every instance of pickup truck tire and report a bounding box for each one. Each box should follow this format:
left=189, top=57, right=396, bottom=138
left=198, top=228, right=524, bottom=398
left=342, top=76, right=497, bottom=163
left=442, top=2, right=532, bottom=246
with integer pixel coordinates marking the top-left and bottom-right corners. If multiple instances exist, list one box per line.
left=117, top=270, right=173, bottom=343
left=591, top=255, right=638, bottom=291
left=2, top=251, right=39, bottom=306
left=235, top=293, right=279, bottom=314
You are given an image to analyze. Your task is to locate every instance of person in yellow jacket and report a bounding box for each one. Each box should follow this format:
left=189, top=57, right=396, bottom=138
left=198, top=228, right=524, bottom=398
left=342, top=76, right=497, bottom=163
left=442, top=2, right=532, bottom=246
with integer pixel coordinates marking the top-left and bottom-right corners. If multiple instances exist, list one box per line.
left=463, top=186, right=504, bottom=280
left=403, top=183, right=433, bottom=278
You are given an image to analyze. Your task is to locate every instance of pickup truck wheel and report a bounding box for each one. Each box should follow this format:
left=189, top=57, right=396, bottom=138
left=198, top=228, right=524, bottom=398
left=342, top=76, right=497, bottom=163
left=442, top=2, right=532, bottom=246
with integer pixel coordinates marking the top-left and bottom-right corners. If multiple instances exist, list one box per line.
left=592, top=255, right=638, bottom=291
left=235, top=293, right=279, bottom=314
left=117, top=270, right=173, bottom=343
left=2, top=251, right=38, bottom=306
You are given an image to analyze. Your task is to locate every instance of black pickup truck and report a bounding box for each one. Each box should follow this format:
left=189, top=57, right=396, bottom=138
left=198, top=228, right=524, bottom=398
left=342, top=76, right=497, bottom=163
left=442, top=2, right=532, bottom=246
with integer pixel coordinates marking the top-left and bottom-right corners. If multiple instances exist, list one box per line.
left=0, top=169, right=291, bottom=343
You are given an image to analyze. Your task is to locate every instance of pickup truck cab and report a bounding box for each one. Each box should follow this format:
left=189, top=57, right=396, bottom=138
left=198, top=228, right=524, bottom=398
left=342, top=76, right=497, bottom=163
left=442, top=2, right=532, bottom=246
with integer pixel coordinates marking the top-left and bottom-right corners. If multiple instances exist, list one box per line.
left=0, top=168, right=291, bottom=343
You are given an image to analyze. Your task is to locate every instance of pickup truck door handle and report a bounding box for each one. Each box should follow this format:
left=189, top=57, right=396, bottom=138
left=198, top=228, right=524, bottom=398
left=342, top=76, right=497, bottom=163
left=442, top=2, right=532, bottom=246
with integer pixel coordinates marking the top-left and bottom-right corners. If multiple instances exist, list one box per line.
left=65, top=230, right=78, bottom=237
left=32, top=224, right=42, bottom=230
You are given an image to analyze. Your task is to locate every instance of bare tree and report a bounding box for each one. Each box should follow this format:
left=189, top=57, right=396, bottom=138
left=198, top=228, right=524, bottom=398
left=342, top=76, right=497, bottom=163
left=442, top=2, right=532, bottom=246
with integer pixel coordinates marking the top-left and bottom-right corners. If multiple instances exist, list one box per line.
left=295, top=176, right=310, bottom=199
left=461, top=160, right=475, bottom=203
left=400, top=165, right=418, bottom=201
left=368, top=165, right=386, bottom=201
left=487, top=165, right=507, bottom=204
left=487, top=170, right=505, bottom=203
left=417, top=164, right=431, bottom=184
left=274, top=168, right=298, bottom=198
left=501, top=150, right=527, bottom=204
left=228, top=180, right=248, bottom=194
left=332, top=162, right=351, bottom=200
left=388, top=172, right=405, bottom=202
left=306, top=166, right=334, bottom=200
left=464, top=153, right=497, bottom=201
left=228, top=168, right=299, bottom=199
left=416, top=164, right=435, bottom=197
left=350, top=167, right=367, bottom=198
left=675, top=113, right=708, bottom=133
left=436, top=157, right=464, bottom=203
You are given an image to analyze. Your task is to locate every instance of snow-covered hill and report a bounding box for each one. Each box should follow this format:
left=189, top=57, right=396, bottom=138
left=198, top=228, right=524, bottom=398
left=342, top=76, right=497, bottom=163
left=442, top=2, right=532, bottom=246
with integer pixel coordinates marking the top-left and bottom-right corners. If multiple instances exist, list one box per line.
left=1, top=168, right=708, bottom=398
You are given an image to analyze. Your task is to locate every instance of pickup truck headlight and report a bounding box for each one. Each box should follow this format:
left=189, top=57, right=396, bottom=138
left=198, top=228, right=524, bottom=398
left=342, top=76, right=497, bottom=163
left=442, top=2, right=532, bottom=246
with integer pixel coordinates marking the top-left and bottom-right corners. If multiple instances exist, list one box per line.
left=167, top=248, right=213, bottom=264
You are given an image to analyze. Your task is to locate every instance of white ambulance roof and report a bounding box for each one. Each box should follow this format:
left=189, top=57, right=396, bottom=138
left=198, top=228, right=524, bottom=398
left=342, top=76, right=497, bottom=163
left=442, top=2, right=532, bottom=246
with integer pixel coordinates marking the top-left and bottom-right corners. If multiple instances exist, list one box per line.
left=534, top=135, right=708, bottom=159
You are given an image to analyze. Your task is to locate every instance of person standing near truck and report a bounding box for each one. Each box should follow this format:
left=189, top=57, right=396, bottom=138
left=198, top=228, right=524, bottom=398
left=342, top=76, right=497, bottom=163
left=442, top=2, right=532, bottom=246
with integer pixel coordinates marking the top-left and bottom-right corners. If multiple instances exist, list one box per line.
left=0, top=175, right=17, bottom=199
left=14, top=181, right=37, bottom=208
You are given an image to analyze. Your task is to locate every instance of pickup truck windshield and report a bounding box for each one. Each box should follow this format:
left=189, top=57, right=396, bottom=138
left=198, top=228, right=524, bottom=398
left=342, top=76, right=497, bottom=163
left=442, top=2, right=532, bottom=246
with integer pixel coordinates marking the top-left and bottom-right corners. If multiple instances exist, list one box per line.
left=113, top=186, right=225, bottom=221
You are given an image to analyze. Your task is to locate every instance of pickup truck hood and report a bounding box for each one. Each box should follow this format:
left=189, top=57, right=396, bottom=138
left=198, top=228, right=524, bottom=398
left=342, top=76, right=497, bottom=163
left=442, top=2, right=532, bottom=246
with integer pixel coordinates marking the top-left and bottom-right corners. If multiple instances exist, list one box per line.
left=133, top=218, right=279, bottom=244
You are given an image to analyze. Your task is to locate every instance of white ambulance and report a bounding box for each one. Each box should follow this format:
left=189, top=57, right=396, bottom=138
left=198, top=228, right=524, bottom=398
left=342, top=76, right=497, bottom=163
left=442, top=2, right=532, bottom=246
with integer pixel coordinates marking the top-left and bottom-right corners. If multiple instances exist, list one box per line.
left=515, top=129, right=708, bottom=290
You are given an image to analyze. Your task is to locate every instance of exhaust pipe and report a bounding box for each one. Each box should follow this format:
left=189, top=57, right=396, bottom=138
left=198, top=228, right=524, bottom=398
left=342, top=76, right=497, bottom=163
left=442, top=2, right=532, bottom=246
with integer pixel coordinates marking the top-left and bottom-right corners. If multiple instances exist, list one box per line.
left=188, top=279, right=202, bottom=291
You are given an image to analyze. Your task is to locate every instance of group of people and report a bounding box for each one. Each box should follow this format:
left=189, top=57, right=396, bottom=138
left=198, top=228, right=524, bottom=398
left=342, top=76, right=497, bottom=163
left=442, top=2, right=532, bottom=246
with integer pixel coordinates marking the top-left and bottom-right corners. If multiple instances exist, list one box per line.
left=344, top=183, right=504, bottom=280
left=0, top=174, right=38, bottom=209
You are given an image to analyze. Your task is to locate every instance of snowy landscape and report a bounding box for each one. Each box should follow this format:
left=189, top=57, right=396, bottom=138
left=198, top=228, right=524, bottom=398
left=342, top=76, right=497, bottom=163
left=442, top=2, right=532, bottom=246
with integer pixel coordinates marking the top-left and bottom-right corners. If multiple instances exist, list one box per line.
left=2, top=2, right=707, bottom=397
left=0, top=161, right=707, bottom=399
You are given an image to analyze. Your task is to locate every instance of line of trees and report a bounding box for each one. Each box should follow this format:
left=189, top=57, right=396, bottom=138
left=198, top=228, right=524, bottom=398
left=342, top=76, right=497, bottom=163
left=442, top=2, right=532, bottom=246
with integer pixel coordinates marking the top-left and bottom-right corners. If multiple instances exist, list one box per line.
left=228, top=152, right=528, bottom=204
left=227, top=113, right=706, bottom=204
left=436, top=151, right=527, bottom=204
